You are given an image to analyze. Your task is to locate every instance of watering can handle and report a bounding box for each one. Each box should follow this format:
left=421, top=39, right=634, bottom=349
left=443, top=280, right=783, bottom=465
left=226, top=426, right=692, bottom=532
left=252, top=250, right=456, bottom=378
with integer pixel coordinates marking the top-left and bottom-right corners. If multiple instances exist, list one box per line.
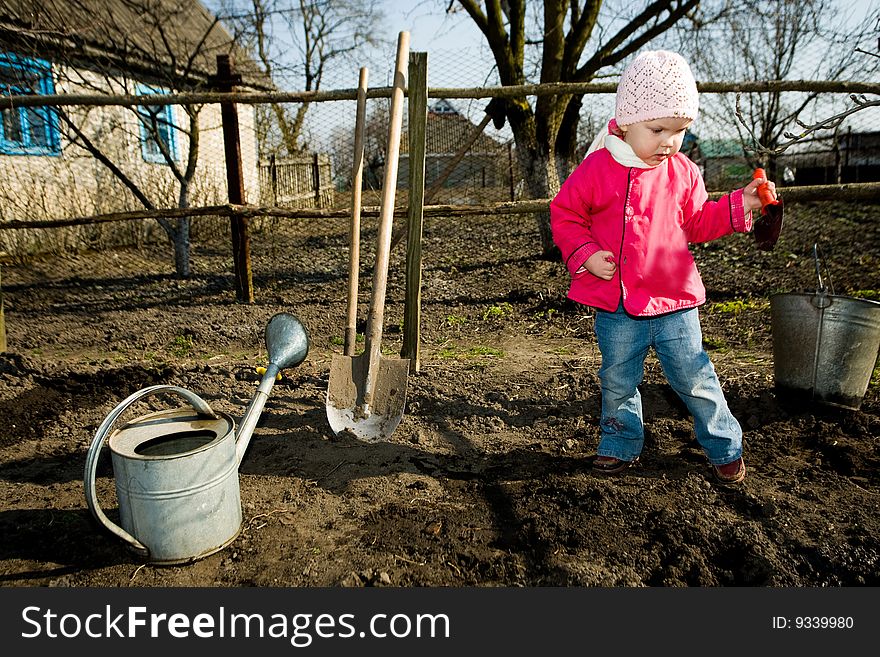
left=83, top=385, right=219, bottom=558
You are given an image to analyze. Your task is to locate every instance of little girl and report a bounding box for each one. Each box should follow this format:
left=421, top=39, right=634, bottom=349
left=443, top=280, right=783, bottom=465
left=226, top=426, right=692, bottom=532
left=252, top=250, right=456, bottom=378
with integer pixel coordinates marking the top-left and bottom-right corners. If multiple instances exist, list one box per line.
left=550, top=50, right=774, bottom=484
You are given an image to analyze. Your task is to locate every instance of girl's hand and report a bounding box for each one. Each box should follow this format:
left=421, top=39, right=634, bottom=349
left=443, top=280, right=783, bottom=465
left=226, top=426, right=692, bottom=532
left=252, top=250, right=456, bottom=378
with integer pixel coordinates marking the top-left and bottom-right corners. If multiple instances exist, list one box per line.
left=743, top=176, right=777, bottom=213
left=585, top=250, right=617, bottom=280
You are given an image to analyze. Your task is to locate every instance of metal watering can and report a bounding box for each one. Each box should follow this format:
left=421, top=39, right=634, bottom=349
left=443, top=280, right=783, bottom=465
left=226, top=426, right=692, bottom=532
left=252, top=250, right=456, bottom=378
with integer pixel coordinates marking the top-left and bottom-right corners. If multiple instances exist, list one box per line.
left=83, top=312, right=309, bottom=564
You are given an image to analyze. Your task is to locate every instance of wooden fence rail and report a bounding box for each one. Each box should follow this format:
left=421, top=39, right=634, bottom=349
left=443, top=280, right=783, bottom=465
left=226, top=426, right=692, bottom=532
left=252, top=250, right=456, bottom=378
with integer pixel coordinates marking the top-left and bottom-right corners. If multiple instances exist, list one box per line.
left=1, top=181, right=878, bottom=232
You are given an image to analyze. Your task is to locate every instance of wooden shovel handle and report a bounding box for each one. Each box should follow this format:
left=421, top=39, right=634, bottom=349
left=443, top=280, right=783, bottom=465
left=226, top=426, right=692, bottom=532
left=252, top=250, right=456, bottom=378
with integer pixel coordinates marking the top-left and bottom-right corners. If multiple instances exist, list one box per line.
left=344, top=67, right=369, bottom=356
left=363, top=32, right=409, bottom=361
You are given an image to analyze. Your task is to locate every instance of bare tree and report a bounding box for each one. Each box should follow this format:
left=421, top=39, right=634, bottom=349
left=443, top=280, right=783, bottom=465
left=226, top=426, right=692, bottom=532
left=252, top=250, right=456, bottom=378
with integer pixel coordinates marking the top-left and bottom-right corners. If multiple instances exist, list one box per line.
left=452, top=0, right=701, bottom=256
left=679, top=0, right=880, bottom=176
left=217, top=0, right=384, bottom=156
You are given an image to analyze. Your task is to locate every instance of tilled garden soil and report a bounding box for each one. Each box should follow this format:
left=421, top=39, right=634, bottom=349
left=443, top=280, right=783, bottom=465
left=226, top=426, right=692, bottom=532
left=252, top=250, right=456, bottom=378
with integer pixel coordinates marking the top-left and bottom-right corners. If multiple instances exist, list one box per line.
left=0, top=200, right=878, bottom=587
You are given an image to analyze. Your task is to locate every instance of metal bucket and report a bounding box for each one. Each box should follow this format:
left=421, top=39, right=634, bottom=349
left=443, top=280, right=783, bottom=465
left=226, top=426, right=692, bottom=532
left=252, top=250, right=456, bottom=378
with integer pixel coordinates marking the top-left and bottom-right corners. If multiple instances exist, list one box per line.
left=770, top=292, right=880, bottom=410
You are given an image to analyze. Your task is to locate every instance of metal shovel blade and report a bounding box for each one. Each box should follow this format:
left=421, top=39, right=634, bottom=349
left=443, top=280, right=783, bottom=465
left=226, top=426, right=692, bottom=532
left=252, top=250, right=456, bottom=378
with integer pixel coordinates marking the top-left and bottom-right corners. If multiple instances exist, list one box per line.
left=754, top=198, right=784, bottom=251
left=326, top=352, right=409, bottom=442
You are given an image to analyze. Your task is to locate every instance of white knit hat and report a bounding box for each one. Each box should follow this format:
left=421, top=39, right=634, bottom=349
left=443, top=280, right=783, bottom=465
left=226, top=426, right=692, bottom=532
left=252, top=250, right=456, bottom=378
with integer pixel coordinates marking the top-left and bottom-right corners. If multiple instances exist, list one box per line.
left=615, top=50, right=699, bottom=126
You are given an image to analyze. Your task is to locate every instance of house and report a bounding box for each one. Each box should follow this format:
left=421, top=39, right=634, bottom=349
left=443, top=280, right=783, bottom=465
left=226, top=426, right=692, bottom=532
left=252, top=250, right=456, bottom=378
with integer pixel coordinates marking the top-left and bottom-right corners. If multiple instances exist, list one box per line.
left=0, top=0, right=269, bottom=256
left=777, top=130, right=880, bottom=185
left=687, top=137, right=751, bottom=191
left=397, top=99, right=513, bottom=204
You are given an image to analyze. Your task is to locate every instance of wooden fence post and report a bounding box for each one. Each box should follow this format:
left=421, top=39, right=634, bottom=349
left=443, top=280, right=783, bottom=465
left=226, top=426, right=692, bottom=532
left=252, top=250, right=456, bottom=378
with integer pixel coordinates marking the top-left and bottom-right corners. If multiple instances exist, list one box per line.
left=402, top=51, right=428, bottom=373
left=0, top=259, right=6, bottom=353
left=269, top=153, right=278, bottom=205
left=211, top=54, right=254, bottom=304
left=313, top=152, right=322, bottom=207
left=508, top=142, right=516, bottom=201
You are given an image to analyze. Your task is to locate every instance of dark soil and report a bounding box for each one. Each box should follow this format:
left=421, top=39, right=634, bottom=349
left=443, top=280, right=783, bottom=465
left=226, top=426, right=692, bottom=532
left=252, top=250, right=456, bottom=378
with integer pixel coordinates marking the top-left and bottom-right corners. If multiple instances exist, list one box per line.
left=1, top=200, right=878, bottom=587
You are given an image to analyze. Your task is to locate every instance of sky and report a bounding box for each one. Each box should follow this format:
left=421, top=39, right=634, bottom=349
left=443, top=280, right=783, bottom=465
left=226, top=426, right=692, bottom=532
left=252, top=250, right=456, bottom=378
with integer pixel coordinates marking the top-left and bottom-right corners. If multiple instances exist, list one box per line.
left=348, top=0, right=494, bottom=89
left=365, top=0, right=880, bottom=138
left=377, top=0, right=879, bottom=43
left=204, top=1, right=878, bottom=151
left=205, top=1, right=878, bottom=89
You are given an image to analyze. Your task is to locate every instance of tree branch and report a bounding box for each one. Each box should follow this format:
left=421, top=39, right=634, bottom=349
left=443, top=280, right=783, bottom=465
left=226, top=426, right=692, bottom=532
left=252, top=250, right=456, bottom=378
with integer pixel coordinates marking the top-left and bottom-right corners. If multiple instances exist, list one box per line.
left=737, top=93, right=880, bottom=155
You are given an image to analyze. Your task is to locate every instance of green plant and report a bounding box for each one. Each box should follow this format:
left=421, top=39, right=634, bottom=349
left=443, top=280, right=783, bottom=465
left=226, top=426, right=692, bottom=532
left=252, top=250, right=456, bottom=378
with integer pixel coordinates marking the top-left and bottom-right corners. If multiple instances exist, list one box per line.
left=532, top=308, right=558, bottom=321
left=168, top=334, right=194, bottom=358
left=849, top=289, right=879, bottom=301
left=445, top=314, right=467, bottom=327
left=437, top=346, right=459, bottom=359
left=702, top=336, right=728, bottom=351
left=482, top=302, right=513, bottom=321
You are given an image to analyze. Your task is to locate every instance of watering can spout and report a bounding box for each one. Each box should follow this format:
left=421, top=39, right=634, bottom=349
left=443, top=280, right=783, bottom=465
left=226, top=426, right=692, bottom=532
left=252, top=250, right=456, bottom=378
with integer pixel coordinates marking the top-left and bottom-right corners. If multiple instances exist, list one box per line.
left=235, top=312, right=310, bottom=465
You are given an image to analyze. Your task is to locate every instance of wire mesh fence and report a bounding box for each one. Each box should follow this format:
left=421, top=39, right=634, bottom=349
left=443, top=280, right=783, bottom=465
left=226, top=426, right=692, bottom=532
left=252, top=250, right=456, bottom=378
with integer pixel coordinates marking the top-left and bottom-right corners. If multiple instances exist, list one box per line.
left=1, top=43, right=879, bottom=264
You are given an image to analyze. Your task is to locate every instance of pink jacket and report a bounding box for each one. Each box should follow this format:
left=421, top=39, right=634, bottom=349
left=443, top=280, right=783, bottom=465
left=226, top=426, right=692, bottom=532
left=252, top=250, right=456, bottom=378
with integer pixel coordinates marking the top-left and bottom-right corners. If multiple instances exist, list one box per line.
left=550, top=147, right=752, bottom=316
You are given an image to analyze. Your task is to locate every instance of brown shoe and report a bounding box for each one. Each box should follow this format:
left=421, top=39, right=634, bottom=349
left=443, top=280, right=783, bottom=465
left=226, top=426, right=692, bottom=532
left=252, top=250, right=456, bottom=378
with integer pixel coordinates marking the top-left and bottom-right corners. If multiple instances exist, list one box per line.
left=713, top=457, right=746, bottom=484
left=593, top=455, right=638, bottom=475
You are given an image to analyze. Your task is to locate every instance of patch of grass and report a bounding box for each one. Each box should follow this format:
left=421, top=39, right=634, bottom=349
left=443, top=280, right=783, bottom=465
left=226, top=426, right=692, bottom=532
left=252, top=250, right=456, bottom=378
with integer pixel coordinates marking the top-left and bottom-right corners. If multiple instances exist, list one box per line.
left=168, top=334, right=194, bottom=358
left=702, top=335, right=728, bottom=351
left=707, top=298, right=768, bottom=315
left=445, top=314, right=467, bottom=328
left=848, top=289, right=879, bottom=301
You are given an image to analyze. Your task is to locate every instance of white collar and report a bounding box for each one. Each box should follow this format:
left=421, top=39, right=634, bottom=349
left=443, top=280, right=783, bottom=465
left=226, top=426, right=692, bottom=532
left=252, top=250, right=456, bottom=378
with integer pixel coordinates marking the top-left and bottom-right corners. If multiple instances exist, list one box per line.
left=604, top=134, right=657, bottom=169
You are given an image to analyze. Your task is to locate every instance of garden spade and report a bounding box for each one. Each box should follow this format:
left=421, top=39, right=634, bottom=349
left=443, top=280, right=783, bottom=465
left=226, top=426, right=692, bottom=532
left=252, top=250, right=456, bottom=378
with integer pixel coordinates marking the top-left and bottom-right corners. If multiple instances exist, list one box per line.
left=752, top=167, right=783, bottom=250
left=326, top=32, right=410, bottom=442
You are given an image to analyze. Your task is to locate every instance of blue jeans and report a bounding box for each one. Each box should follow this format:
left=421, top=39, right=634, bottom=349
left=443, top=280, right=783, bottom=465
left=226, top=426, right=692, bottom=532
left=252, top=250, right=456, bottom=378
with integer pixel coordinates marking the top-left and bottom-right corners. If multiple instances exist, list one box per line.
left=593, top=304, right=742, bottom=465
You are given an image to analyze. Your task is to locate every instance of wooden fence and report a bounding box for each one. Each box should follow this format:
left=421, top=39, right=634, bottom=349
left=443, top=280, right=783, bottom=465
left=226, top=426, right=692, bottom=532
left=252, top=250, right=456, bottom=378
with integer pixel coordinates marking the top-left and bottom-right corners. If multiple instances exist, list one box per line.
left=258, top=153, right=334, bottom=209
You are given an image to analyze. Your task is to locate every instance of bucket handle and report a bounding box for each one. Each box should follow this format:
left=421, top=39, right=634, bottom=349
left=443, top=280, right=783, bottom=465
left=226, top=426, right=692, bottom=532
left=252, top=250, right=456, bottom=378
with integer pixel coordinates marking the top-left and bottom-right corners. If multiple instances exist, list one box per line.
left=83, top=384, right=219, bottom=558
left=811, top=244, right=834, bottom=309
left=813, top=243, right=835, bottom=296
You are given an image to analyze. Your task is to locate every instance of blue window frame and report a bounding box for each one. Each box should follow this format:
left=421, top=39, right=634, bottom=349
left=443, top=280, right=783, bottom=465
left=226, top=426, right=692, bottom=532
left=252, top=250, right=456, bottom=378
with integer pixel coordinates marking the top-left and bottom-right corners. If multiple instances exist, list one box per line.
left=0, top=53, right=61, bottom=156
left=136, top=83, right=178, bottom=164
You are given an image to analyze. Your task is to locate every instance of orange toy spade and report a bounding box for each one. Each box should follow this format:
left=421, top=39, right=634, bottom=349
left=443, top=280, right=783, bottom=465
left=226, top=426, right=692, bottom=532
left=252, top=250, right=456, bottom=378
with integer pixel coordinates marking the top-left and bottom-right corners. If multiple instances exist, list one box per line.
left=752, top=168, right=783, bottom=250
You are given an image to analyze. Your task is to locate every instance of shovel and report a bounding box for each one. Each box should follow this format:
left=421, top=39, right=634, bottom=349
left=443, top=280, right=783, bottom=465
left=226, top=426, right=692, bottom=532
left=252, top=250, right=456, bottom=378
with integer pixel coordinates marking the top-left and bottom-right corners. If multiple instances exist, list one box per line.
left=326, top=32, right=411, bottom=442
left=752, top=167, right=784, bottom=250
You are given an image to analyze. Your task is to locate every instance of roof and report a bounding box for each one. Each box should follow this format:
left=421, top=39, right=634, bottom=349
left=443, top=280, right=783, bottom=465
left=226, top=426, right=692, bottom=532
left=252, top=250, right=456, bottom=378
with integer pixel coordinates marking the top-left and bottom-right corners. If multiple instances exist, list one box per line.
left=401, top=102, right=507, bottom=156
left=698, top=138, right=744, bottom=159
left=0, top=0, right=270, bottom=90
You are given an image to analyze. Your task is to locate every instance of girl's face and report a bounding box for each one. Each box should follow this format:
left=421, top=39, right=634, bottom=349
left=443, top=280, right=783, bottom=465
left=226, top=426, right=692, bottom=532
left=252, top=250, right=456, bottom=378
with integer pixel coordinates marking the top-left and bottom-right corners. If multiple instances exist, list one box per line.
left=620, top=117, right=693, bottom=166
